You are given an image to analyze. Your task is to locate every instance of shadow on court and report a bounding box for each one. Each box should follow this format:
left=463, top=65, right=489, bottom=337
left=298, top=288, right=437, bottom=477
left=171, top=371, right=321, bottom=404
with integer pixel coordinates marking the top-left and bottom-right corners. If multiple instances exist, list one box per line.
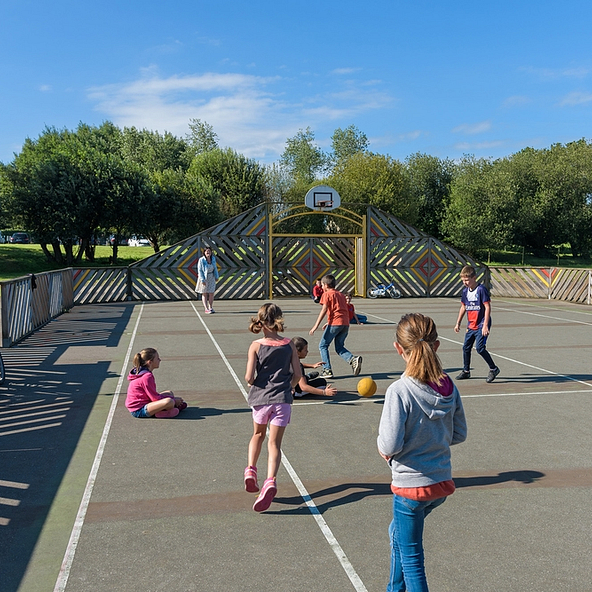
left=0, top=304, right=133, bottom=592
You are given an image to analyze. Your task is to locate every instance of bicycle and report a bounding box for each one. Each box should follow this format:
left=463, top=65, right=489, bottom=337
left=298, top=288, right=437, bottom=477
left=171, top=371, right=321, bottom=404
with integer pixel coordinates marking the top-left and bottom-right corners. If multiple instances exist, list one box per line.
left=367, top=282, right=401, bottom=299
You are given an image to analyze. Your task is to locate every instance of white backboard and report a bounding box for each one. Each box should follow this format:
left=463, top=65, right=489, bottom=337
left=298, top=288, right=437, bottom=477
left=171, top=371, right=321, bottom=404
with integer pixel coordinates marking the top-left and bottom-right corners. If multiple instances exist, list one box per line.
left=304, top=185, right=341, bottom=211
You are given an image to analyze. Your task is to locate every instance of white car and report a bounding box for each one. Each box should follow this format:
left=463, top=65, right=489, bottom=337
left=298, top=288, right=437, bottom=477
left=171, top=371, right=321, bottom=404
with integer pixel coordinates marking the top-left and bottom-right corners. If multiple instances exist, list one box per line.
left=129, top=235, right=151, bottom=247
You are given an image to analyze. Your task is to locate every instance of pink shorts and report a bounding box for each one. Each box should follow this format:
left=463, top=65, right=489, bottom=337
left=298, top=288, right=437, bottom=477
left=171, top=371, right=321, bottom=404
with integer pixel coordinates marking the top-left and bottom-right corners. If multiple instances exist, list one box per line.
left=252, top=403, right=292, bottom=427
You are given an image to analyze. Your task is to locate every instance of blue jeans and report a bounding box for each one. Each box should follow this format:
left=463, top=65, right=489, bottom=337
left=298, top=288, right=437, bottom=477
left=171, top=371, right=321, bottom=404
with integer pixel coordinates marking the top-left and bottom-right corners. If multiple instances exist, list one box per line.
left=387, top=494, right=447, bottom=592
left=462, top=328, right=495, bottom=371
left=319, top=324, right=353, bottom=369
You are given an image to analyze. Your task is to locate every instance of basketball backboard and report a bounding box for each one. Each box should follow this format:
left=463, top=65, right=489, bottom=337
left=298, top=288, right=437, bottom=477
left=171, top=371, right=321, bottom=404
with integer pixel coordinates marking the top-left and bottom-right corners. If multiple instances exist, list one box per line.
left=304, top=185, right=341, bottom=211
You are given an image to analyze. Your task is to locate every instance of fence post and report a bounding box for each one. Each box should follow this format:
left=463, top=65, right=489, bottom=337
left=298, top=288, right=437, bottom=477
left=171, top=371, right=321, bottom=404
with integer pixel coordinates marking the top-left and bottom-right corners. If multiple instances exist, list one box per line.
left=126, top=267, right=133, bottom=301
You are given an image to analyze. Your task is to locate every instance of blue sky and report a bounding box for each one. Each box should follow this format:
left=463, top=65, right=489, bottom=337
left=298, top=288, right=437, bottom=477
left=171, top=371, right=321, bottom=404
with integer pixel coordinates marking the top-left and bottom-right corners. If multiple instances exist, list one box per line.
left=2, top=0, right=592, bottom=165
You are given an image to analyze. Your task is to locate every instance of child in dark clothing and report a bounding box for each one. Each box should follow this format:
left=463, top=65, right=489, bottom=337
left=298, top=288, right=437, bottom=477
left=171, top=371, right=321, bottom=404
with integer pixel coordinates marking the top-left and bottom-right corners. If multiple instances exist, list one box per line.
left=291, top=337, right=337, bottom=397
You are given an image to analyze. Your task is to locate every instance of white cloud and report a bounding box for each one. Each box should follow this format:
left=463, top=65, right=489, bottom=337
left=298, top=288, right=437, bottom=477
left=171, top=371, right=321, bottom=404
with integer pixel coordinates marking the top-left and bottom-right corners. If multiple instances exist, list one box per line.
left=452, top=121, right=492, bottom=135
left=524, top=66, right=590, bottom=80
left=39, top=84, right=52, bottom=92
left=454, top=140, right=504, bottom=151
left=502, top=95, right=531, bottom=108
left=559, top=91, right=592, bottom=106
left=87, top=69, right=392, bottom=161
left=331, top=67, right=361, bottom=75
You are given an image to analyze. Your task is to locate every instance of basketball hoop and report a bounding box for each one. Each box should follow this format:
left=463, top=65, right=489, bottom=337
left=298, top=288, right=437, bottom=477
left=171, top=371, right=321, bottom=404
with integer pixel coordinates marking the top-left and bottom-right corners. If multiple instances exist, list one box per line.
left=304, top=185, right=341, bottom=211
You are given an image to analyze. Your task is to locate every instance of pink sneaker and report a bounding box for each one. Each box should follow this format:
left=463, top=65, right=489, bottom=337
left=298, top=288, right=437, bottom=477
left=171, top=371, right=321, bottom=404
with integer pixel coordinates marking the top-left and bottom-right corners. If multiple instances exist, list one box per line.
left=244, top=466, right=259, bottom=493
left=154, top=407, right=180, bottom=418
left=253, top=478, right=277, bottom=512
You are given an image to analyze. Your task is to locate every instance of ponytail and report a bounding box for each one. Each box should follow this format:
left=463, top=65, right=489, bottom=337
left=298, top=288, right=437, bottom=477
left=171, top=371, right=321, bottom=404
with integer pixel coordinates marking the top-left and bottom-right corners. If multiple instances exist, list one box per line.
left=133, top=348, right=158, bottom=373
left=396, top=313, right=443, bottom=384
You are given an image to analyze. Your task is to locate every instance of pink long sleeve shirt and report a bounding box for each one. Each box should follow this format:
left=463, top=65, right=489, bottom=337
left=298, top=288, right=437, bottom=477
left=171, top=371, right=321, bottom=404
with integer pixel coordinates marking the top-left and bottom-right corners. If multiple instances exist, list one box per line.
left=125, top=368, right=168, bottom=412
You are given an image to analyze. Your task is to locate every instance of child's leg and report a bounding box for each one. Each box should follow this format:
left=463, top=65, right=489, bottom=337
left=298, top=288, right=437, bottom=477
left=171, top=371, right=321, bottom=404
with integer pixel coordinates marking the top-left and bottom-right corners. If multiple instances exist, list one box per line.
left=319, top=326, right=336, bottom=369
left=334, top=325, right=353, bottom=362
left=202, top=293, right=209, bottom=311
left=462, top=330, right=476, bottom=371
left=475, top=332, right=496, bottom=369
left=207, top=292, right=215, bottom=310
left=247, top=422, right=267, bottom=469
left=266, top=424, right=286, bottom=481
left=145, top=397, right=175, bottom=416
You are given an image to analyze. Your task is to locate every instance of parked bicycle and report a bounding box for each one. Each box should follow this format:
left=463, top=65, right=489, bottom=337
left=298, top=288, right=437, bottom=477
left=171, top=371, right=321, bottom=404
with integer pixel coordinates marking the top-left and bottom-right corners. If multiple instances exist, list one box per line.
left=367, top=282, right=401, bottom=299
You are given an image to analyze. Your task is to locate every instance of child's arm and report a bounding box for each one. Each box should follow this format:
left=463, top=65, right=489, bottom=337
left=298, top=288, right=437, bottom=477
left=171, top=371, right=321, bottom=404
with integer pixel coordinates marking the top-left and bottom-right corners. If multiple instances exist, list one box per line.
left=302, top=361, right=323, bottom=369
left=310, top=303, right=328, bottom=334
left=245, top=342, right=259, bottom=386
left=297, top=376, right=337, bottom=397
left=454, top=303, right=466, bottom=333
left=289, top=342, right=302, bottom=388
left=482, top=301, right=491, bottom=336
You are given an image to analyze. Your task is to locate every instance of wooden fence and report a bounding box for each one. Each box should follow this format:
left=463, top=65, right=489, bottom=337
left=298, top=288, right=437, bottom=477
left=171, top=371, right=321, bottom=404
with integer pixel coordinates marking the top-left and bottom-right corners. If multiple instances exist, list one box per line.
left=490, top=267, right=592, bottom=304
left=0, top=269, right=73, bottom=347
left=2, top=265, right=591, bottom=347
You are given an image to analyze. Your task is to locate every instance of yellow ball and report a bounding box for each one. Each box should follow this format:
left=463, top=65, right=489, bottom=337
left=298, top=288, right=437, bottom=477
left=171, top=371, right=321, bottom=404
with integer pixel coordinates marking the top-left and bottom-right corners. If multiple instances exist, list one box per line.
left=357, top=377, right=377, bottom=398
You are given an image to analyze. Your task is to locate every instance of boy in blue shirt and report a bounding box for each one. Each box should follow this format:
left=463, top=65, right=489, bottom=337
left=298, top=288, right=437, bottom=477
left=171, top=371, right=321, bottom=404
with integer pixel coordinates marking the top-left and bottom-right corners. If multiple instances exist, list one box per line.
left=454, top=266, right=500, bottom=383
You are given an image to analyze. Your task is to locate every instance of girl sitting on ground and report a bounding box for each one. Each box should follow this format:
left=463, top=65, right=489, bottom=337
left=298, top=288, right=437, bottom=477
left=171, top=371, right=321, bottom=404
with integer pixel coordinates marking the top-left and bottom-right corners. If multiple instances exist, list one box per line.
left=125, top=348, right=187, bottom=418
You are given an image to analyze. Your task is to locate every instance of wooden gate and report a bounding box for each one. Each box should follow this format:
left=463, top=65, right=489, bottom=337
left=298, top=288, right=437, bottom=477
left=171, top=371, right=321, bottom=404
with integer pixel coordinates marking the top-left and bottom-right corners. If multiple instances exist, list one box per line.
left=72, top=202, right=484, bottom=302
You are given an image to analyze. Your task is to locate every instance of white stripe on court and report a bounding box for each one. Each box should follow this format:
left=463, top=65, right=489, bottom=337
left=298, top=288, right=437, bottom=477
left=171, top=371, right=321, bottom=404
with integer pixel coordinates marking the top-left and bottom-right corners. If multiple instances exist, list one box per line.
left=495, top=305, right=592, bottom=326
left=190, top=302, right=369, bottom=592
left=53, top=303, right=145, bottom=592
left=439, top=334, right=592, bottom=389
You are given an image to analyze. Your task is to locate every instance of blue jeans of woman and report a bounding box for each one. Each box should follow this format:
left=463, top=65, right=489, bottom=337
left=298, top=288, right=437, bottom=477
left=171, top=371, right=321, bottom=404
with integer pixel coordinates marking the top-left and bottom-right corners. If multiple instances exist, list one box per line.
left=319, top=324, right=353, bottom=370
left=387, top=494, right=447, bottom=592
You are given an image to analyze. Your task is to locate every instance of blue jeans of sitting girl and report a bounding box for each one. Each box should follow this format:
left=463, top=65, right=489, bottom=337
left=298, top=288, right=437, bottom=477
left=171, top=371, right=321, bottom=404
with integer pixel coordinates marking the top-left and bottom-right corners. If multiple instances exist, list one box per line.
left=387, top=494, right=447, bottom=592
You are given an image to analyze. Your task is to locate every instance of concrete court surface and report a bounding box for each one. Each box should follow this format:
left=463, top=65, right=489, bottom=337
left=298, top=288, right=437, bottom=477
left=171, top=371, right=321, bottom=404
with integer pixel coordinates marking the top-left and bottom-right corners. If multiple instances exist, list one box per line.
left=1, top=295, right=591, bottom=592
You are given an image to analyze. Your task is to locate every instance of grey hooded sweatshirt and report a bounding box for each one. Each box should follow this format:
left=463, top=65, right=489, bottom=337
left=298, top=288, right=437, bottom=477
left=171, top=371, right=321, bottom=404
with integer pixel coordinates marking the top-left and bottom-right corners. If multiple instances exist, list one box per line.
left=377, top=375, right=467, bottom=488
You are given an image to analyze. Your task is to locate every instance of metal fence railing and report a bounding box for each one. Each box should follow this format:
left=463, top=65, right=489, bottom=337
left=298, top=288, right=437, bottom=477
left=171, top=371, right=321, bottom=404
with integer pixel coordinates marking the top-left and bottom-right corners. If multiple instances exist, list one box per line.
left=0, top=269, right=74, bottom=347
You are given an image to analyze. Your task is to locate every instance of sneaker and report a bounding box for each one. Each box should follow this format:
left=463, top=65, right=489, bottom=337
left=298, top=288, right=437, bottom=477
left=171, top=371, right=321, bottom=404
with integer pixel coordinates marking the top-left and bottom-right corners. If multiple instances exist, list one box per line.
left=244, top=466, right=259, bottom=493
left=253, top=478, right=277, bottom=512
left=320, top=368, right=334, bottom=378
left=486, top=367, right=500, bottom=383
left=456, top=370, right=471, bottom=380
left=204, top=309, right=211, bottom=314
left=351, top=356, right=363, bottom=376
left=307, top=371, right=319, bottom=380
left=210, top=309, right=215, bottom=314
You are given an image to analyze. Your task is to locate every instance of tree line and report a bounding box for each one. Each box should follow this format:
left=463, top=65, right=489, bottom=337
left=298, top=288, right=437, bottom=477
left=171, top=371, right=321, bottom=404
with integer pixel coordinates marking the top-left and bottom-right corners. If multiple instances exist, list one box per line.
left=1, top=120, right=591, bottom=265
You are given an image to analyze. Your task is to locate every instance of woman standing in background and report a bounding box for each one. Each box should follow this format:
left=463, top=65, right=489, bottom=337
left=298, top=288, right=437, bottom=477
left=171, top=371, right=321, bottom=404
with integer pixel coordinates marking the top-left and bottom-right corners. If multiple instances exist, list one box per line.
left=196, top=246, right=219, bottom=314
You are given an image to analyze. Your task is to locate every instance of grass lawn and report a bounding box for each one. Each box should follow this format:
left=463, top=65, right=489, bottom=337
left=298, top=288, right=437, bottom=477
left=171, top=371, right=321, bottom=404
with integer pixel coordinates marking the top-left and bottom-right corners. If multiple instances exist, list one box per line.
left=0, top=244, right=156, bottom=281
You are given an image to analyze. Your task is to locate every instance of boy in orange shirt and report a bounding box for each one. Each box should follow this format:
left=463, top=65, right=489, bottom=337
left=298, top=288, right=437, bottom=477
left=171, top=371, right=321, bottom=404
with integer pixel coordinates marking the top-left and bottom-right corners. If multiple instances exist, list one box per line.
left=309, top=274, right=362, bottom=378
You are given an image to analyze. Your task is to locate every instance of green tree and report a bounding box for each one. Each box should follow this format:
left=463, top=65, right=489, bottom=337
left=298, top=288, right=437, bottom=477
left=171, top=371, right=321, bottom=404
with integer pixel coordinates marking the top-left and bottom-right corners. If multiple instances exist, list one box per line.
left=442, top=156, right=517, bottom=256
left=328, top=152, right=416, bottom=224
left=188, top=148, right=266, bottom=219
left=186, top=119, right=219, bottom=155
left=330, top=125, right=369, bottom=165
left=405, top=153, right=455, bottom=239
left=280, top=127, right=327, bottom=184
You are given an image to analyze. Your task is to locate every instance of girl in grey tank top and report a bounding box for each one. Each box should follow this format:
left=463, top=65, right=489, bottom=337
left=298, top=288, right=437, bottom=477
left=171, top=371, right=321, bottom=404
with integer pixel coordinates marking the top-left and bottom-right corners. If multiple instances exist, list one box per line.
left=244, top=303, right=301, bottom=512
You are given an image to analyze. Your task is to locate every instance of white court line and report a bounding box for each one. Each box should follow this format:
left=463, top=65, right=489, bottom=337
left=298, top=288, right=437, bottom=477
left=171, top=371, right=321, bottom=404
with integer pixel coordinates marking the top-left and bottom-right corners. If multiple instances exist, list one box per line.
left=438, top=334, right=592, bottom=388
left=190, top=302, right=369, bottom=592
left=495, top=305, right=592, bottom=326
left=53, top=303, right=145, bottom=592
left=362, top=310, right=592, bottom=390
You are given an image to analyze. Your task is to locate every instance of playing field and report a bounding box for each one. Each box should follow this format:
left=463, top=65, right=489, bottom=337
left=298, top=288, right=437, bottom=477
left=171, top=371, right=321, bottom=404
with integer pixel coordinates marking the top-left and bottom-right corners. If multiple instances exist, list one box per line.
left=1, top=296, right=591, bottom=592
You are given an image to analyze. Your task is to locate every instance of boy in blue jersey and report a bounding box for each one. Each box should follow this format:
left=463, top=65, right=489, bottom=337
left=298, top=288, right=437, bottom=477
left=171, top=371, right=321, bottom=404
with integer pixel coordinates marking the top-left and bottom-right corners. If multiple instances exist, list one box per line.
left=454, top=266, right=500, bottom=383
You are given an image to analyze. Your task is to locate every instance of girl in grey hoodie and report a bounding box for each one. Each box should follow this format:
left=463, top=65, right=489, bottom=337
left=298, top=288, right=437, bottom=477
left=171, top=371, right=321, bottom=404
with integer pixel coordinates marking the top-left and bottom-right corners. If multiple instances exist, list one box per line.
left=378, top=313, right=467, bottom=592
